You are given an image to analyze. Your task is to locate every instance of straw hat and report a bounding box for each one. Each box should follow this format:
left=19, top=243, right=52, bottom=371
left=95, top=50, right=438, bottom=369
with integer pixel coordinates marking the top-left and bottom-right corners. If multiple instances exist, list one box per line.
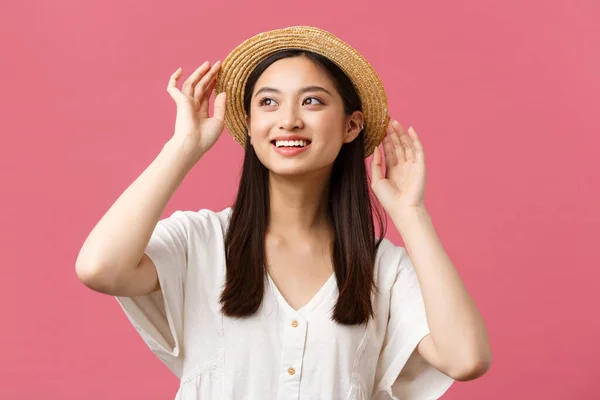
left=214, top=26, right=390, bottom=158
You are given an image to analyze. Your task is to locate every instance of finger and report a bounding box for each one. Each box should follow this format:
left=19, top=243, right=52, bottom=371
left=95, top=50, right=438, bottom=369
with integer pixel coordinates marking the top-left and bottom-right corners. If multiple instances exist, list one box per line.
left=370, top=146, right=384, bottom=183
left=193, top=60, right=222, bottom=101
left=395, top=121, right=415, bottom=162
left=166, top=67, right=185, bottom=101
left=182, top=61, right=210, bottom=97
left=194, top=60, right=221, bottom=100
left=212, top=91, right=227, bottom=122
left=389, top=120, right=407, bottom=162
left=199, top=74, right=217, bottom=118
left=382, top=131, right=397, bottom=171
left=408, top=126, right=425, bottom=163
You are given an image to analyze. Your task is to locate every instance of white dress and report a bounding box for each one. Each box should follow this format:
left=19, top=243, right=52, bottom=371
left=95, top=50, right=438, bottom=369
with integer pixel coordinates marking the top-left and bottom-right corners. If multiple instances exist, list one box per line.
left=115, top=208, right=454, bottom=399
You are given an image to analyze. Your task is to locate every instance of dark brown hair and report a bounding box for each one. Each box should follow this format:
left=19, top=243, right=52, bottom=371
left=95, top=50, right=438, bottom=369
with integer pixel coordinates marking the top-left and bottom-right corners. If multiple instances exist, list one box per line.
left=220, top=50, right=386, bottom=325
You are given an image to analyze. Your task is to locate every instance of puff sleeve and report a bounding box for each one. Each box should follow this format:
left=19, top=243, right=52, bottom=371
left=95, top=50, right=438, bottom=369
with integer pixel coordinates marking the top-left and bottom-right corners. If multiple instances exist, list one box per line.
left=114, top=210, right=190, bottom=379
left=374, top=245, right=454, bottom=400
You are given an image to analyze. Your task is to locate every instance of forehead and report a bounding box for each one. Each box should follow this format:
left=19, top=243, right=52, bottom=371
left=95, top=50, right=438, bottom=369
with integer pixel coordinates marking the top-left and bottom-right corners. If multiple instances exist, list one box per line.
left=253, top=56, right=335, bottom=92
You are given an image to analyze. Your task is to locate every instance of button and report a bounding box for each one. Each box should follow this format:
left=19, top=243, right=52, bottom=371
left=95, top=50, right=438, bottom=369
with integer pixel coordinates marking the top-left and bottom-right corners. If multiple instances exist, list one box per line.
left=291, top=320, right=299, bottom=328
left=288, top=367, right=296, bottom=375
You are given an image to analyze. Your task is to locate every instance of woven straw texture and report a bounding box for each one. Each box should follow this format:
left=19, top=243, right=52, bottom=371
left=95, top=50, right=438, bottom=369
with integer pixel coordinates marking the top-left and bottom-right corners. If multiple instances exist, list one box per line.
left=214, top=26, right=389, bottom=157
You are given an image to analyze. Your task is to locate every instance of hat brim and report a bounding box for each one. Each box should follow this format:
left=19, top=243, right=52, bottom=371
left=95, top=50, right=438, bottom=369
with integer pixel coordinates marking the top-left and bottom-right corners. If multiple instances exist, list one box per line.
left=215, top=26, right=389, bottom=158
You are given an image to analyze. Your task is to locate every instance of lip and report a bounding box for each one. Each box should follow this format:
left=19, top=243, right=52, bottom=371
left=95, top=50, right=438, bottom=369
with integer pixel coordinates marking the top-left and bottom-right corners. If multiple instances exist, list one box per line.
left=270, top=135, right=312, bottom=142
left=271, top=135, right=311, bottom=157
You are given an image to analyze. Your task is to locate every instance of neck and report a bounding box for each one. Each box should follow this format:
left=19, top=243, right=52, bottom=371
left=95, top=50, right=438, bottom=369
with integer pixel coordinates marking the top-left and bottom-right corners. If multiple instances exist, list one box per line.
left=267, top=169, right=332, bottom=237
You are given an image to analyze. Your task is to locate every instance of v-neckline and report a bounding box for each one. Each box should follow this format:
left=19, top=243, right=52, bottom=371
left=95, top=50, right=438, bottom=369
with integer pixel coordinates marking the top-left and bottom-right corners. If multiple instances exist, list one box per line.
left=267, top=271, right=337, bottom=315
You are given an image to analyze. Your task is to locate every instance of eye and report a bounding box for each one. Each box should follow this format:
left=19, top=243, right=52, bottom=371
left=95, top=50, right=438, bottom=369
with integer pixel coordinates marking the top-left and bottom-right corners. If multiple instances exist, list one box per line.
left=303, top=97, right=323, bottom=106
left=258, top=97, right=324, bottom=107
left=258, top=97, right=276, bottom=107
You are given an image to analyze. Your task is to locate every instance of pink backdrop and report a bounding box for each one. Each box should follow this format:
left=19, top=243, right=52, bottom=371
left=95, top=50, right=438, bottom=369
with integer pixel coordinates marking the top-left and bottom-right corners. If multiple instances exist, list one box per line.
left=1, top=0, right=598, bottom=398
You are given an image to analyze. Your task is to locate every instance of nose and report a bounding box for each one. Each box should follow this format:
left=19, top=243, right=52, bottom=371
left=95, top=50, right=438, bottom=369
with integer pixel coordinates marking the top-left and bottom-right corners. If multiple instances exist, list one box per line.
left=278, top=103, right=304, bottom=131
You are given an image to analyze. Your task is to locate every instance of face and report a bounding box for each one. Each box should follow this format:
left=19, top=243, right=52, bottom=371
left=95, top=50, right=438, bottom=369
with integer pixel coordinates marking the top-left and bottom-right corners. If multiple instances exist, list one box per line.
left=246, top=56, right=364, bottom=177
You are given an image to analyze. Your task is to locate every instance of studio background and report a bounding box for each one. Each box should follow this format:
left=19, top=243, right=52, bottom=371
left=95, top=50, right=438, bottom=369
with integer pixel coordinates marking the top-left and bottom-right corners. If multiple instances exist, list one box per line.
left=1, top=0, right=597, bottom=398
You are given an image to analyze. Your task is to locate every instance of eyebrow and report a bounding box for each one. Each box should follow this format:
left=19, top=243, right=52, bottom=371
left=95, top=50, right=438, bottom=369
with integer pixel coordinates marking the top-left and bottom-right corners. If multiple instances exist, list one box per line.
left=253, top=85, right=333, bottom=98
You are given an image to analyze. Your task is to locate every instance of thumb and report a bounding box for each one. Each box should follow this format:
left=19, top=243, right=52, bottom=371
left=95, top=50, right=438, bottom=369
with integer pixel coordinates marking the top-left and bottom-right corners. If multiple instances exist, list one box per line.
left=212, top=92, right=226, bottom=122
left=371, top=146, right=384, bottom=183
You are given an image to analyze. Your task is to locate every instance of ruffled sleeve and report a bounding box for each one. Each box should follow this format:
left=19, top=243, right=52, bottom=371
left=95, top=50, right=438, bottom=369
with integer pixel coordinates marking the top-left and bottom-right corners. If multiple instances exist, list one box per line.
left=374, top=244, right=454, bottom=400
left=114, top=210, right=190, bottom=379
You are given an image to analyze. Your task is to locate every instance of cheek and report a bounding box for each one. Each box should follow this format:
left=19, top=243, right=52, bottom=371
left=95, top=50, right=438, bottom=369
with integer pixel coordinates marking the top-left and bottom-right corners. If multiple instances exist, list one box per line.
left=248, top=121, right=270, bottom=146
left=318, top=142, right=344, bottom=165
left=314, top=124, right=346, bottom=152
left=248, top=130, right=272, bottom=164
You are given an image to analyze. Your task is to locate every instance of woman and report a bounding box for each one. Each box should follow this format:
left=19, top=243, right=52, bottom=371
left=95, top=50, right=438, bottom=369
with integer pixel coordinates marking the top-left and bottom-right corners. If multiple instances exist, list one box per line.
left=76, top=26, right=491, bottom=399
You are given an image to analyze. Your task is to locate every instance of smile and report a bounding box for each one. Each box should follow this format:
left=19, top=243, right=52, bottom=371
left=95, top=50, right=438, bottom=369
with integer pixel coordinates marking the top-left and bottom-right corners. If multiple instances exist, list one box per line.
left=273, top=139, right=310, bottom=148
left=270, top=139, right=312, bottom=156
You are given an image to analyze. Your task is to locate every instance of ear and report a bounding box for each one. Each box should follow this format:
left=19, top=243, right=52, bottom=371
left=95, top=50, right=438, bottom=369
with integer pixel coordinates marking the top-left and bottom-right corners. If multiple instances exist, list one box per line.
left=343, top=111, right=365, bottom=143
left=245, top=114, right=253, bottom=144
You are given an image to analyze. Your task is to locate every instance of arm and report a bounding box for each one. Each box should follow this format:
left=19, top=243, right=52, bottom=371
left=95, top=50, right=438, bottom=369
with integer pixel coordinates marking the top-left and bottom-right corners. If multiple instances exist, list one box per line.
left=370, top=121, right=491, bottom=381
left=75, top=140, right=195, bottom=296
left=75, top=61, right=226, bottom=296
left=391, top=206, right=492, bottom=381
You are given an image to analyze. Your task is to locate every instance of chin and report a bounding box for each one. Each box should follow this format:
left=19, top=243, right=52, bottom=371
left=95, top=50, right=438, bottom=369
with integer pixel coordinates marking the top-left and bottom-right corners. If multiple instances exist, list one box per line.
left=266, top=158, right=336, bottom=179
left=266, top=162, right=316, bottom=177
left=254, top=145, right=338, bottom=178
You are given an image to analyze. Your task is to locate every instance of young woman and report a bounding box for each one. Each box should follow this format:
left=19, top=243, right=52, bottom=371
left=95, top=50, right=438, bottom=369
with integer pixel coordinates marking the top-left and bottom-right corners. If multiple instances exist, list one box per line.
left=76, top=26, right=491, bottom=399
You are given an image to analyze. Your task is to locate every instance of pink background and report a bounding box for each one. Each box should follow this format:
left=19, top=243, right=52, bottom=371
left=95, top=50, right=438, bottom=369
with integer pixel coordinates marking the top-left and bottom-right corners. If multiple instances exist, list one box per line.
left=1, top=0, right=598, bottom=398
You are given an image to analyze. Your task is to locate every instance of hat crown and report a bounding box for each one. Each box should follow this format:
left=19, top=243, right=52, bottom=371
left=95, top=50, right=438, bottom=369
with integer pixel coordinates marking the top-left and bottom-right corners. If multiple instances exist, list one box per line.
left=215, top=25, right=390, bottom=157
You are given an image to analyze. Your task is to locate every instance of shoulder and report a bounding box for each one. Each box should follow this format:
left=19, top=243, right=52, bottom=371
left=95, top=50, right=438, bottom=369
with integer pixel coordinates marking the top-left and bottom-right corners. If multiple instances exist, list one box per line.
left=374, top=237, right=412, bottom=288
left=165, top=208, right=232, bottom=280
left=169, top=206, right=232, bottom=223
left=164, top=207, right=233, bottom=236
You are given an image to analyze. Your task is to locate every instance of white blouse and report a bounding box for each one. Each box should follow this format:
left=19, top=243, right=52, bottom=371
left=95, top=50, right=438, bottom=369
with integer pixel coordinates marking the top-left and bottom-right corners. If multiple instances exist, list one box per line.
left=115, top=208, right=454, bottom=399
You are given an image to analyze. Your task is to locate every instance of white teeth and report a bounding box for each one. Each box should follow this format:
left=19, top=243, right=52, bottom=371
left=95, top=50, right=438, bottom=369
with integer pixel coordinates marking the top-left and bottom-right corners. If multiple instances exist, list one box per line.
left=275, top=140, right=308, bottom=148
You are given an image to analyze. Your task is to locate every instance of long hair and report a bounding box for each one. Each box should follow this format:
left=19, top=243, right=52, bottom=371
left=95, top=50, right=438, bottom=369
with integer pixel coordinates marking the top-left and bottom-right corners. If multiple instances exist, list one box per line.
left=220, top=50, right=386, bottom=325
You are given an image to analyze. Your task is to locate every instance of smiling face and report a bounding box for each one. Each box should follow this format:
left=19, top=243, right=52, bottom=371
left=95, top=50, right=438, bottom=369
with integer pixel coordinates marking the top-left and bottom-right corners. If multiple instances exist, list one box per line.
left=246, top=55, right=364, bottom=177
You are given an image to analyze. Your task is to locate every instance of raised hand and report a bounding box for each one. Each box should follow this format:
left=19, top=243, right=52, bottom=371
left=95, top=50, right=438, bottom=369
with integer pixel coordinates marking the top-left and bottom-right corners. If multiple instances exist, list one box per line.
left=166, top=61, right=226, bottom=160
left=370, top=120, right=427, bottom=215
